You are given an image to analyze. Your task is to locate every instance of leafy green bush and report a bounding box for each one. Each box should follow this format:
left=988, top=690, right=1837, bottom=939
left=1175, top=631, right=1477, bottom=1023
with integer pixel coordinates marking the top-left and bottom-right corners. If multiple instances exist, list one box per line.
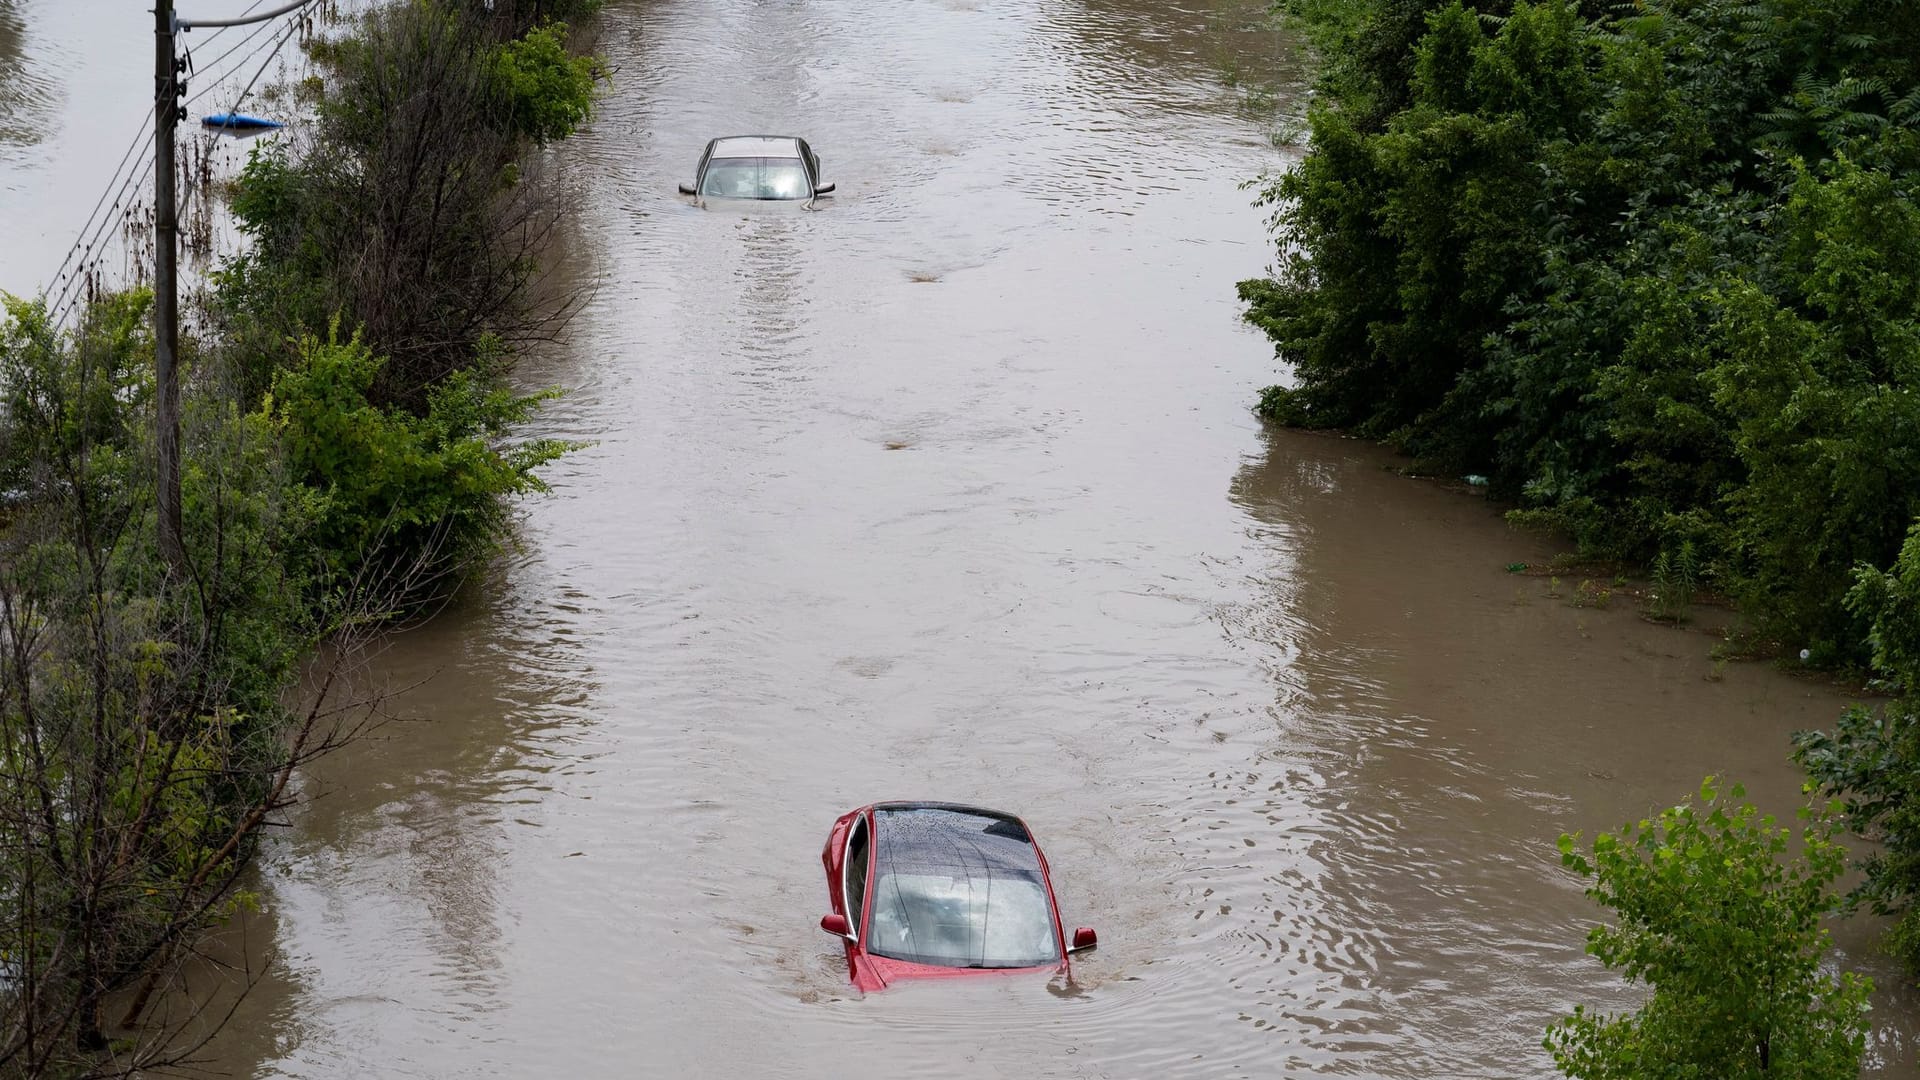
left=1797, top=699, right=1920, bottom=980
left=1848, top=523, right=1920, bottom=687
left=211, top=0, right=586, bottom=599
left=260, top=329, right=571, bottom=586
left=490, top=21, right=605, bottom=145
left=0, top=290, right=154, bottom=490
left=1549, top=778, right=1871, bottom=1078
left=1795, top=526, right=1920, bottom=978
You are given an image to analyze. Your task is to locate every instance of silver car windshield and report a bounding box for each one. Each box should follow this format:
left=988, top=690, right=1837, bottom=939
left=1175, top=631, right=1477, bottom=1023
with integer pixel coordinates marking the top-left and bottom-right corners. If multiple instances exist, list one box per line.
left=699, top=156, right=811, bottom=199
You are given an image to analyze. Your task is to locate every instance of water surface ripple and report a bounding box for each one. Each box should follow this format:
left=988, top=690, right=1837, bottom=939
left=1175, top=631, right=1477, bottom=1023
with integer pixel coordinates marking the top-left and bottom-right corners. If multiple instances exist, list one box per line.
left=109, top=0, right=1914, bottom=1073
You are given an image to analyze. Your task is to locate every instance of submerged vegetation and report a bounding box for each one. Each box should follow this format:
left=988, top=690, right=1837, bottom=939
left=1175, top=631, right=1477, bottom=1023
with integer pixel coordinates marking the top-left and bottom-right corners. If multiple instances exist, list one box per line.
left=0, top=1, right=600, bottom=1072
left=1245, top=0, right=1920, bottom=984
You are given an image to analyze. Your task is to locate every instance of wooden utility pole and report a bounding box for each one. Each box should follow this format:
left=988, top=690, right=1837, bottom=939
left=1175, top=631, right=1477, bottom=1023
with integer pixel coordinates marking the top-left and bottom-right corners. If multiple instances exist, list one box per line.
left=150, top=0, right=310, bottom=575
left=154, top=0, right=185, bottom=575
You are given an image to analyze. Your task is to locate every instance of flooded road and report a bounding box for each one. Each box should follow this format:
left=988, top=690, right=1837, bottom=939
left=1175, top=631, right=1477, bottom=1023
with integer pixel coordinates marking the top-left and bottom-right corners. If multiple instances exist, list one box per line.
left=5, top=0, right=1918, bottom=1075
left=0, top=0, right=148, bottom=298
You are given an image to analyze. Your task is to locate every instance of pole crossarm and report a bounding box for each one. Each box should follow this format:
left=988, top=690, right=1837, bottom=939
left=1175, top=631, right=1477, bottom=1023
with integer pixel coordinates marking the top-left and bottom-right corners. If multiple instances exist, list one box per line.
left=176, top=0, right=314, bottom=31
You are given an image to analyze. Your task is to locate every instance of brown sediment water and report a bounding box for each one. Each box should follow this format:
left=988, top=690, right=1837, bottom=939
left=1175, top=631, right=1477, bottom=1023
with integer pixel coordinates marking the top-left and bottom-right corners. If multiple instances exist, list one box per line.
left=4, top=0, right=1915, bottom=1074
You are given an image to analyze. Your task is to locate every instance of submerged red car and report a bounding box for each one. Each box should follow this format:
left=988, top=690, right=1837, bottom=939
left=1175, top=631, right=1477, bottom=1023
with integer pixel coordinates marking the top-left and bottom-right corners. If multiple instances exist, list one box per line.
left=819, top=802, right=1097, bottom=991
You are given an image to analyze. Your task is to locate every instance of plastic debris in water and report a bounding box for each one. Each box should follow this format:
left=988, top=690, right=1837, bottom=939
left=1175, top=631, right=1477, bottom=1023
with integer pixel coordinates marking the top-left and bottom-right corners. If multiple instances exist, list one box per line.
left=1464, top=474, right=1489, bottom=486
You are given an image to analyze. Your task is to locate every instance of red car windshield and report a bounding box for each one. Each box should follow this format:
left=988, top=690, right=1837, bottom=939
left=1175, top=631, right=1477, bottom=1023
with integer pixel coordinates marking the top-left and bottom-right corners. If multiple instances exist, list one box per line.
left=865, top=807, right=1061, bottom=969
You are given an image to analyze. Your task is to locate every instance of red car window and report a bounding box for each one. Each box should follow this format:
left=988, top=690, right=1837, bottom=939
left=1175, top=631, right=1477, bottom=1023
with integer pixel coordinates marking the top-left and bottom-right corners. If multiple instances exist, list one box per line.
left=845, top=816, right=870, bottom=935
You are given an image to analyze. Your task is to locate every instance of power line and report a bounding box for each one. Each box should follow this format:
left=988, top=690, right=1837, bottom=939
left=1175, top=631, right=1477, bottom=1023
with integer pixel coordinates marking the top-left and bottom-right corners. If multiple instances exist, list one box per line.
left=188, top=0, right=273, bottom=51
left=46, top=147, right=158, bottom=328
left=183, top=0, right=350, bottom=111
left=44, top=0, right=325, bottom=328
left=211, top=12, right=309, bottom=123
left=40, top=105, right=155, bottom=316
left=40, top=3, right=273, bottom=315
left=180, top=12, right=308, bottom=227
left=178, top=0, right=317, bottom=31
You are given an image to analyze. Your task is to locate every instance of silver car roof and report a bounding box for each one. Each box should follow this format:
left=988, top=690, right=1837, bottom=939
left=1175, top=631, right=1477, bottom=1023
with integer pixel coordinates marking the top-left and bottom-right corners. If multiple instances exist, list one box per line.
left=709, top=136, right=804, bottom=158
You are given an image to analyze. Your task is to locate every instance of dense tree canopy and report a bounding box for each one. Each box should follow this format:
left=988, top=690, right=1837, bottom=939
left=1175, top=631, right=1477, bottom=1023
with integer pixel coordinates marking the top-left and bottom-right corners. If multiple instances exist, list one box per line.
left=1242, top=0, right=1920, bottom=667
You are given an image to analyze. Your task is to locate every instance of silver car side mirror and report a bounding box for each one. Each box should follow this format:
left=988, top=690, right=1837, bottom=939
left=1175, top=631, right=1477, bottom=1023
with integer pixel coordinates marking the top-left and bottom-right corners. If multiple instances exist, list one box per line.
left=677, top=182, right=697, bottom=195
left=813, top=182, right=836, bottom=196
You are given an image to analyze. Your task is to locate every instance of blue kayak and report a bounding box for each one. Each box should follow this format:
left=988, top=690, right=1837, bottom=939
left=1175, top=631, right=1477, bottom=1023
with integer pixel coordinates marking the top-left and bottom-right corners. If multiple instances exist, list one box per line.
left=201, top=113, right=284, bottom=131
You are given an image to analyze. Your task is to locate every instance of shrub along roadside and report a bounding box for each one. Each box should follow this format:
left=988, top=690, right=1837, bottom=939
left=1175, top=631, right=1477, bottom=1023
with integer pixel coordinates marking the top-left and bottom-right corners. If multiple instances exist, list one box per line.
left=261, top=326, right=568, bottom=590
left=0, top=294, right=339, bottom=1072
left=212, top=0, right=598, bottom=594
left=1797, top=526, right=1920, bottom=980
left=216, top=0, right=605, bottom=413
left=0, top=2, right=601, bottom=1070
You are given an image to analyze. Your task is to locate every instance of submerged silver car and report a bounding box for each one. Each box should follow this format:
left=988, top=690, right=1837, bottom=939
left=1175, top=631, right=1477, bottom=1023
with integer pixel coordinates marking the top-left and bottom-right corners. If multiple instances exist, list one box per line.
left=677, top=136, right=835, bottom=203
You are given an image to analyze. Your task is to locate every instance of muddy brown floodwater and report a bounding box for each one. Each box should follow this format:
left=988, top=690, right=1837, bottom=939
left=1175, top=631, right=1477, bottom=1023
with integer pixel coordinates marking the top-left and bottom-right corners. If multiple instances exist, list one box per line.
left=4, top=0, right=1917, bottom=1075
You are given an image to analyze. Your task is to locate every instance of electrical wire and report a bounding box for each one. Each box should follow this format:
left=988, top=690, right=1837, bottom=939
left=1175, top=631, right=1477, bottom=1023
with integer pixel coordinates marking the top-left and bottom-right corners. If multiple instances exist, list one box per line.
left=180, top=11, right=306, bottom=228
left=40, top=105, right=155, bottom=316
left=187, top=0, right=272, bottom=52
left=44, top=0, right=325, bottom=328
left=46, top=152, right=157, bottom=328
left=179, top=0, right=319, bottom=31
left=186, top=0, right=357, bottom=112
left=40, top=4, right=277, bottom=314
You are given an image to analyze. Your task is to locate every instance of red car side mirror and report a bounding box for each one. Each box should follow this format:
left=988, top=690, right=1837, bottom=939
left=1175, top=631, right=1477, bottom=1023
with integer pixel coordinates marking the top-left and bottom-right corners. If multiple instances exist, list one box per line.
left=820, top=913, right=852, bottom=938
left=1070, top=927, right=1098, bottom=952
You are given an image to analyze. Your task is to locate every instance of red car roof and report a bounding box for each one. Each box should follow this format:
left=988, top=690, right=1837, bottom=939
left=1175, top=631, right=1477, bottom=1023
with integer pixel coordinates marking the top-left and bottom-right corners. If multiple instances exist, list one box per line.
left=820, top=804, right=1075, bottom=991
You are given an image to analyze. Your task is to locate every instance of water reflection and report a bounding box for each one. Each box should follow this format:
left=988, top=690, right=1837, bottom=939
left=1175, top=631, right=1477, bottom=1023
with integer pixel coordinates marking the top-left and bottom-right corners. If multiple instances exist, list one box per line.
left=0, top=0, right=53, bottom=155
left=218, top=567, right=599, bottom=1075
left=1224, top=425, right=1920, bottom=1076
left=713, top=213, right=810, bottom=394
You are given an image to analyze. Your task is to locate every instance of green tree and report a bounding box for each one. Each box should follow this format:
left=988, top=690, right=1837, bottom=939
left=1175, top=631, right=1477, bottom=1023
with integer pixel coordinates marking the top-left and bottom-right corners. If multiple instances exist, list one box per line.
left=489, top=20, right=605, bottom=145
left=219, top=0, right=601, bottom=408
left=1548, top=778, right=1871, bottom=1079
left=0, top=295, right=335, bottom=1067
left=1796, top=697, right=1920, bottom=979
left=261, top=329, right=571, bottom=588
